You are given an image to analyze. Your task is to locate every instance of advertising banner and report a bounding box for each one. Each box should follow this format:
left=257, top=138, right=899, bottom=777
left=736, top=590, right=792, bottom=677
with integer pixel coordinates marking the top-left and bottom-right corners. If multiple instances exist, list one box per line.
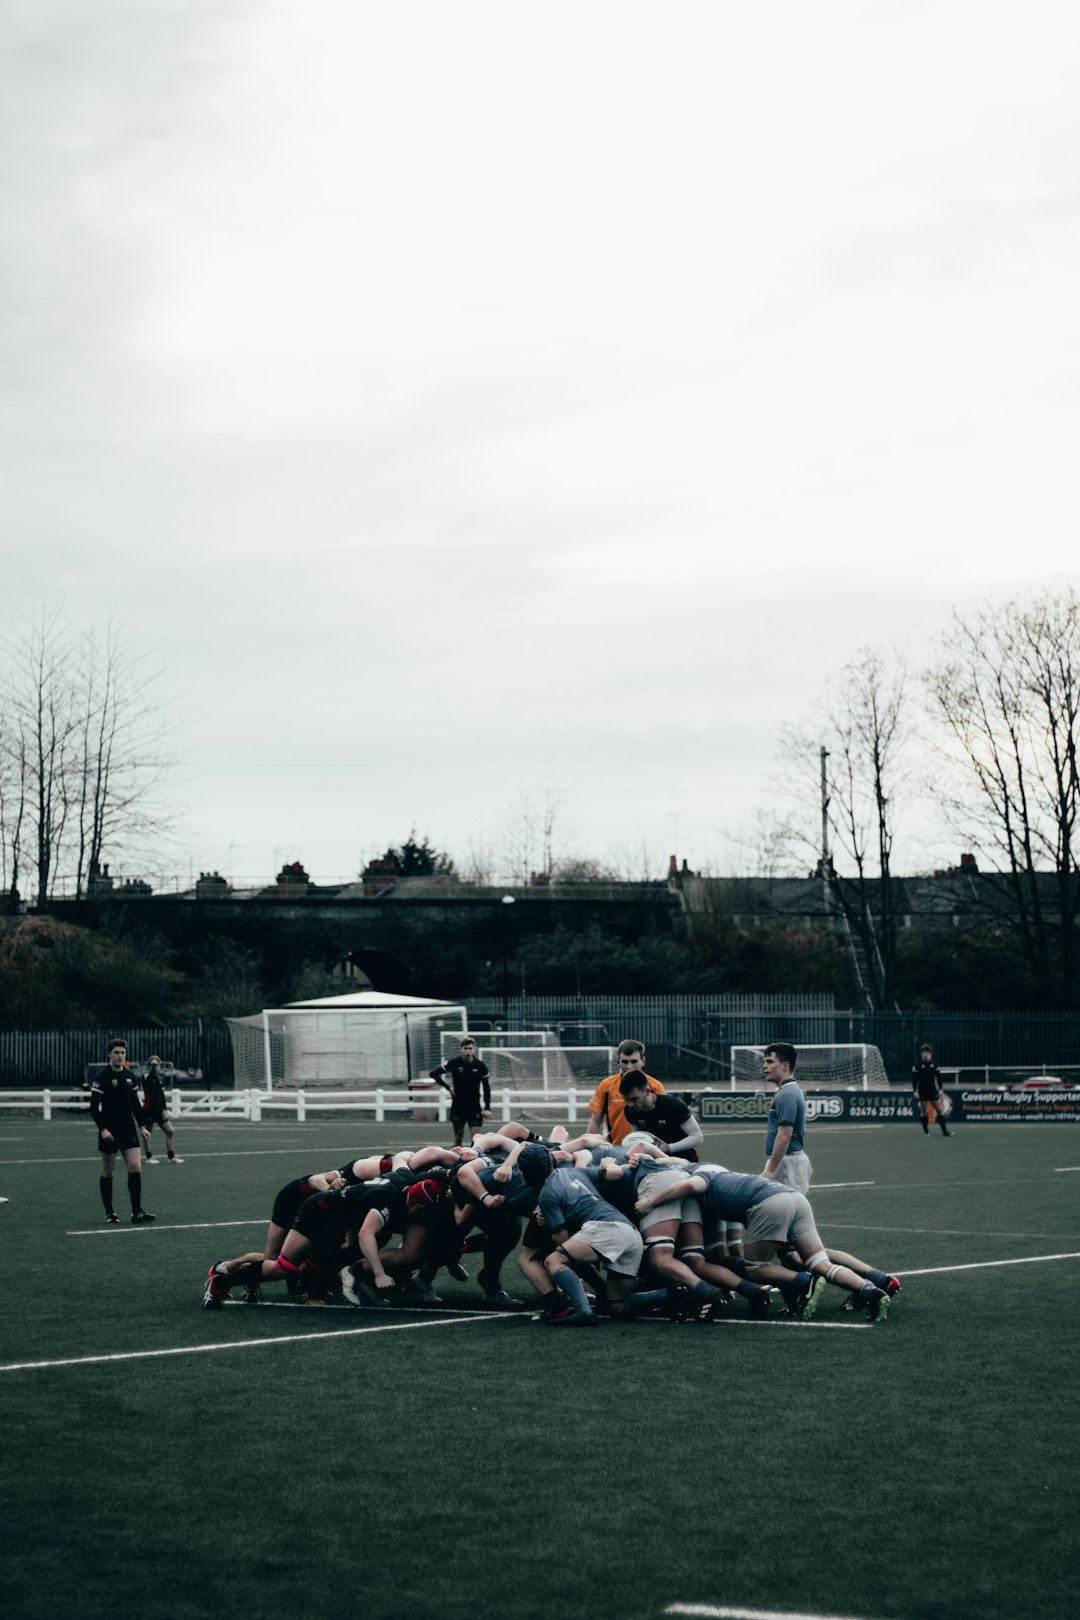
left=699, top=1088, right=1080, bottom=1124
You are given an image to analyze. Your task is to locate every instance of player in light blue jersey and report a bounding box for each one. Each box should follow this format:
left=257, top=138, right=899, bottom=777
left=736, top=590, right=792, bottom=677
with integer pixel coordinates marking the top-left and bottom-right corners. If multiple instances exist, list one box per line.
left=636, top=1165, right=891, bottom=1320
left=762, top=1042, right=812, bottom=1192
left=536, top=1165, right=670, bottom=1325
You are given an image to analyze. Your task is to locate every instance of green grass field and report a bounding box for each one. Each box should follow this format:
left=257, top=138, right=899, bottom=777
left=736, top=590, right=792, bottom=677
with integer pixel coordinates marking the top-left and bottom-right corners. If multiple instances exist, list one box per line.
left=2, top=1113, right=1078, bottom=1620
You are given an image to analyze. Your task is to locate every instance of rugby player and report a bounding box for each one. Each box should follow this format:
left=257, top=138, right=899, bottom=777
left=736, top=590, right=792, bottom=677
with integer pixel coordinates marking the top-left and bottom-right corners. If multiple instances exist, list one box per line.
left=912, top=1043, right=952, bottom=1137
left=618, top=1075, right=703, bottom=1160
left=537, top=1161, right=674, bottom=1325
left=430, top=1037, right=491, bottom=1146
left=141, top=1055, right=183, bottom=1164
left=761, top=1042, right=812, bottom=1191
left=585, top=1040, right=664, bottom=1143
left=203, top=1164, right=348, bottom=1303
left=453, top=1140, right=571, bottom=1306
left=636, top=1165, right=891, bottom=1319
left=90, top=1039, right=154, bottom=1224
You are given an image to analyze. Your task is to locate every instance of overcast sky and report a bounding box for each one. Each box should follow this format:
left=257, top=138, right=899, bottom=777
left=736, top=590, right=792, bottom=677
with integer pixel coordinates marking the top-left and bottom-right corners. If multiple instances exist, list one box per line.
left=5, top=2, right=1080, bottom=887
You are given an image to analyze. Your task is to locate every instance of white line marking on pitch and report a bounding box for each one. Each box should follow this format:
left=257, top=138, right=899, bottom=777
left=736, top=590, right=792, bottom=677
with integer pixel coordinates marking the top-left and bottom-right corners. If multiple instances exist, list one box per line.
left=665, top=1604, right=866, bottom=1619
left=896, top=1251, right=1080, bottom=1278
left=68, top=1220, right=266, bottom=1235
left=1, top=1148, right=375, bottom=1168
left=707, top=1318, right=869, bottom=1331
left=807, top=1181, right=875, bottom=1190
left=1054, top=1167, right=1080, bottom=1173
left=0, top=1312, right=505, bottom=1374
left=222, top=1298, right=483, bottom=1315
left=826, top=1222, right=1077, bottom=1239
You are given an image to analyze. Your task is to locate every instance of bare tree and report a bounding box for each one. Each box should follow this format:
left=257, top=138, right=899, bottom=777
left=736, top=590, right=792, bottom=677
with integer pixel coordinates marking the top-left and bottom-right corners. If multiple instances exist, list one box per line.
left=71, top=623, right=176, bottom=896
left=0, top=699, right=28, bottom=906
left=783, top=648, right=908, bottom=1009
left=1, top=603, right=174, bottom=907
left=927, top=589, right=1080, bottom=1008
left=2, top=603, right=80, bottom=908
left=494, top=781, right=569, bottom=884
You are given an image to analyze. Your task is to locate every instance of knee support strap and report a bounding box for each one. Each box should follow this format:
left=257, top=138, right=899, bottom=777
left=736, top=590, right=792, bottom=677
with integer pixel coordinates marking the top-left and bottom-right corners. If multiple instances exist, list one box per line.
left=805, top=1249, right=829, bottom=1272
left=274, top=1255, right=302, bottom=1277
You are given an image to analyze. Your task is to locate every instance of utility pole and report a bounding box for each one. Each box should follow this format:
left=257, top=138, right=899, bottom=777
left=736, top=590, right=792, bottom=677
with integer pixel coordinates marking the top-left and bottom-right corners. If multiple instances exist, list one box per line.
left=820, top=745, right=832, bottom=912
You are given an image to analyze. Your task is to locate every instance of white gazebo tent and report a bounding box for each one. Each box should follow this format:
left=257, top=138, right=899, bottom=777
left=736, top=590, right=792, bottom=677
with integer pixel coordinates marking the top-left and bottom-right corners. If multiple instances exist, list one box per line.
left=225, top=991, right=467, bottom=1090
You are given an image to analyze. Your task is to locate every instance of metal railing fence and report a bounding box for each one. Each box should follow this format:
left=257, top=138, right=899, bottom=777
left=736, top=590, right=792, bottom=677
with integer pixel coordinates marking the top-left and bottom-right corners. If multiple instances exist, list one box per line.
left=0, top=1026, right=233, bottom=1089
left=3, top=1001, right=1080, bottom=1088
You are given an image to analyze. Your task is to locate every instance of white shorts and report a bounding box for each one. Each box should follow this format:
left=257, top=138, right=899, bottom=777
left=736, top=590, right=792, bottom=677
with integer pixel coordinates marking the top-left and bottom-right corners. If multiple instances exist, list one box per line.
left=639, top=1169, right=702, bottom=1232
left=771, top=1152, right=812, bottom=1194
left=745, top=1189, right=818, bottom=1248
left=576, top=1219, right=644, bottom=1276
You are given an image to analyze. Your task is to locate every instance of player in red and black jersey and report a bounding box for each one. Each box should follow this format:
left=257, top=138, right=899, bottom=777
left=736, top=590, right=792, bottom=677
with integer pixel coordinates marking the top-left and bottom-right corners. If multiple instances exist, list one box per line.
left=89, top=1039, right=154, bottom=1224
left=202, top=1165, right=348, bottom=1303
left=202, top=1167, right=449, bottom=1308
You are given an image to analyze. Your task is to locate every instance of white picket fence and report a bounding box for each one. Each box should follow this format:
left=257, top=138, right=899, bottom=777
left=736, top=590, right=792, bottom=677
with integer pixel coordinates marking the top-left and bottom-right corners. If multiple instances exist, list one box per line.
left=0, top=1085, right=597, bottom=1125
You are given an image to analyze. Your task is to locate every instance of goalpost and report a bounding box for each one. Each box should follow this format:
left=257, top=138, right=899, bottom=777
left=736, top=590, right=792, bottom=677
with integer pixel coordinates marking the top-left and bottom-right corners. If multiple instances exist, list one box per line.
left=729, top=1043, right=891, bottom=1090
left=439, top=1029, right=616, bottom=1100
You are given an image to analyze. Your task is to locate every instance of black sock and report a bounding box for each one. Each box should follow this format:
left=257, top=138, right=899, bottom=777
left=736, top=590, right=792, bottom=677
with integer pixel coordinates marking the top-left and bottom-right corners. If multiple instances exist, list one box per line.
left=168, top=1149, right=175, bottom=1159
left=100, top=1177, right=114, bottom=1215
left=127, top=1171, right=142, bottom=1214
left=939, top=1119, right=949, bottom=1134
left=921, top=1120, right=929, bottom=1133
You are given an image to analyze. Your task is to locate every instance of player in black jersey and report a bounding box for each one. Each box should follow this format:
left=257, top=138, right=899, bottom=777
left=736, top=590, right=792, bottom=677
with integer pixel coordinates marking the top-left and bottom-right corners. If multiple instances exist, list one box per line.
left=619, top=1075, right=704, bottom=1160
left=912, top=1043, right=952, bottom=1136
left=202, top=1164, right=348, bottom=1304
left=141, top=1056, right=183, bottom=1164
left=430, top=1037, right=491, bottom=1145
left=89, top=1039, right=154, bottom=1224
left=202, top=1166, right=440, bottom=1307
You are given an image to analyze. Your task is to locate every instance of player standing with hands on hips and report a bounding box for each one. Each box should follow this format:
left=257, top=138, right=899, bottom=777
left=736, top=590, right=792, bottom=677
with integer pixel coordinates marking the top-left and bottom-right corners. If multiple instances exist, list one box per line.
left=761, top=1042, right=813, bottom=1192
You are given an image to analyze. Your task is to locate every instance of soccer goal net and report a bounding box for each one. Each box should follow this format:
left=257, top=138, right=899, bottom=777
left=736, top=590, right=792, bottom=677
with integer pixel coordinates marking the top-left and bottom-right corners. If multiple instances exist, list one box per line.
left=439, top=1030, right=616, bottom=1098
left=729, top=1044, right=891, bottom=1090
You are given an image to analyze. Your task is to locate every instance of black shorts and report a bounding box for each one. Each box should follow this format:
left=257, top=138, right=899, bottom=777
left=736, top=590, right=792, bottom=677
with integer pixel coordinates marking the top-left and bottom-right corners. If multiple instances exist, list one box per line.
left=98, top=1124, right=140, bottom=1155
left=520, top=1214, right=555, bottom=1257
left=271, top=1185, right=308, bottom=1229
left=145, top=1111, right=169, bottom=1129
left=451, top=1108, right=484, bottom=1129
left=291, top=1198, right=352, bottom=1244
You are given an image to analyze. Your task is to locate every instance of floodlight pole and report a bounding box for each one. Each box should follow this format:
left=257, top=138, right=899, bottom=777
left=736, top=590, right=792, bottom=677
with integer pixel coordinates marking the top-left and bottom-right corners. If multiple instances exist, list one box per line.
left=501, top=894, right=516, bottom=1021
